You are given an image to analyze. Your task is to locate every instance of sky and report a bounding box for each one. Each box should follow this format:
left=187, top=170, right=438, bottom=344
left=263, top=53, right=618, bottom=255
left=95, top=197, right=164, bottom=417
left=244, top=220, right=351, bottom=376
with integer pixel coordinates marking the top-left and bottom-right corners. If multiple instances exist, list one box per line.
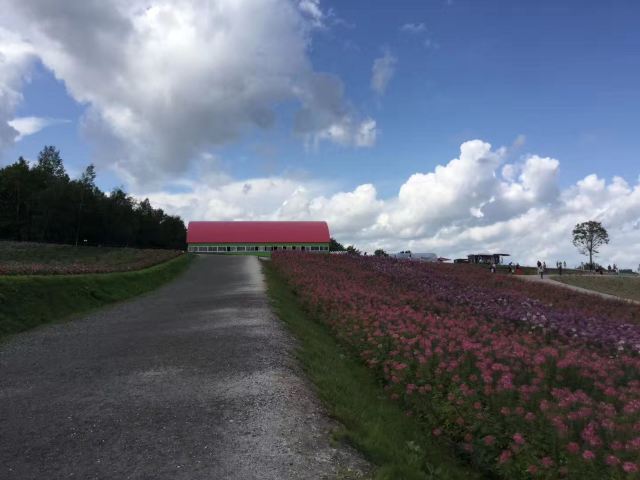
left=1, top=0, right=639, bottom=267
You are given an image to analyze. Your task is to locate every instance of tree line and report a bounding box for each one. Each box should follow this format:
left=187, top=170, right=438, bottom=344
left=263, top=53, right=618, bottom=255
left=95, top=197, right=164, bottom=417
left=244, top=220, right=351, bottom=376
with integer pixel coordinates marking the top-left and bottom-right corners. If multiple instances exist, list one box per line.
left=0, top=146, right=186, bottom=250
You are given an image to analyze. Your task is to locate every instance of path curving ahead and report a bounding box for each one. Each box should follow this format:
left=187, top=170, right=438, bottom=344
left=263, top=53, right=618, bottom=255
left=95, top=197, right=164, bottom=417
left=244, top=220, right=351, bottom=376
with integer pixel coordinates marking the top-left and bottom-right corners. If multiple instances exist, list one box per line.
left=516, top=274, right=640, bottom=305
left=0, top=255, right=368, bottom=480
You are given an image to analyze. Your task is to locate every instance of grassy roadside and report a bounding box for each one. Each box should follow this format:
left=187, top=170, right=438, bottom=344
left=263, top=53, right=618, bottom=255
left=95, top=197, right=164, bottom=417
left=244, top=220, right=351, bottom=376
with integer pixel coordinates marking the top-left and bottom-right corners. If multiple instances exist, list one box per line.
left=0, top=254, right=193, bottom=340
left=263, top=262, right=482, bottom=480
left=553, top=275, right=640, bottom=302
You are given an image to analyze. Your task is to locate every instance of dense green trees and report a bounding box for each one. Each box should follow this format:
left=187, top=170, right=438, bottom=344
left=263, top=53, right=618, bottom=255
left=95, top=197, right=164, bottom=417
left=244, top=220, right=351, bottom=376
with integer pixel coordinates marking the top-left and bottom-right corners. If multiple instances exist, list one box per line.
left=0, top=146, right=186, bottom=249
left=329, top=237, right=345, bottom=251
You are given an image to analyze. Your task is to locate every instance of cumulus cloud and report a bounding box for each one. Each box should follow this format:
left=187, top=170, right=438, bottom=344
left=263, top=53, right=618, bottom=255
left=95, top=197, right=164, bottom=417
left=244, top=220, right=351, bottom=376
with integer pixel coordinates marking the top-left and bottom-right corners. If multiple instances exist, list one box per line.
left=298, top=0, right=325, bottom=28
left=8, top=116, right=70, bottom=140
left=312, top=116, right=376, bottom=148
left=371, top=48, right=397, bottom=96
left=143, top=139, right=640, bottom=268
left=0, top=0, right=375, bottom=183
left=0, top=28, right=35, bottom=151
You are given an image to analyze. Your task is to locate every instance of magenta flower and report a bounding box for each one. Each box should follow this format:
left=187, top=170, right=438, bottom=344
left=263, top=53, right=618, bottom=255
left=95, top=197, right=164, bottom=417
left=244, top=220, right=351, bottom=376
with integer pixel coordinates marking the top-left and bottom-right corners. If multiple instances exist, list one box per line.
left=512, top=433, right=525, bottom=445
left=498, top=450, right=512, bottom=464
left=605, top=455, right=620, bottom=466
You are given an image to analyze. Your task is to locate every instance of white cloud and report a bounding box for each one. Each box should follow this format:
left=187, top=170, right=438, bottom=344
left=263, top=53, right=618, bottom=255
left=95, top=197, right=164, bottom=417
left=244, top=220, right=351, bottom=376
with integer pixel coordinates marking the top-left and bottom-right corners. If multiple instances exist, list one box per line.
left=0, top=0, right=374, bottom=183
left=298, top=0, right=324, bottom=28
left=0, top=28, right=36, bottom=151
left=313, top=116, right=376, bottom=148
left=400, top=23, right=426, bottom=34
left=143, top=139, right=640, bottom=268
left=8, top=116, right=70, bottom=140
left=371, top=48, right=397, bottom=96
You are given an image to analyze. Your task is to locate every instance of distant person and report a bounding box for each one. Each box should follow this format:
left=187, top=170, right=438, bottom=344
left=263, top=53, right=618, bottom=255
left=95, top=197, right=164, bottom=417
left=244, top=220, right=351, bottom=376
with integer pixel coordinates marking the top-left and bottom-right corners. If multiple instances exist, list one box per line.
left=558, top=263, right=563, bottom=275
left=563, top=261, right=566, bottom=269
left=543, top=261, right=547, bottom=272
left=490, top=262, right=496, bottom=273
left=537, top=260, right=542, bottom=270
left=538, top=263, right=544, bottom=279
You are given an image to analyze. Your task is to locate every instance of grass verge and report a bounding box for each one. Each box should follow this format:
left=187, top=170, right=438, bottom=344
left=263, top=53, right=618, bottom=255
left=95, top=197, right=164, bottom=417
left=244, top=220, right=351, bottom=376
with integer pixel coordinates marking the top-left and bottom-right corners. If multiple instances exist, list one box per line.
left=264, top=262, right=482, bottom=480
left=0, top=254, right=193, bottom=339
left=553, top=274, right=640, bottom=302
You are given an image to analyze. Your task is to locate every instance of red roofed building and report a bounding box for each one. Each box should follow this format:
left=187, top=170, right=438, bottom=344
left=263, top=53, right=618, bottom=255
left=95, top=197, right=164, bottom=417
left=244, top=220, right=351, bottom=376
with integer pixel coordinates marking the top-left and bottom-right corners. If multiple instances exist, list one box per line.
left=187, top=221, right=330, bottom=255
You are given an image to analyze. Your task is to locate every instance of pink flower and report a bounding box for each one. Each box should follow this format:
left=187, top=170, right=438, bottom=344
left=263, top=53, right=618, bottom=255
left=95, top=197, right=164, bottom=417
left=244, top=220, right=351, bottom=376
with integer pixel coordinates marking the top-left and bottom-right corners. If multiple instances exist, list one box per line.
left=483, top=435, right=496, bottom=446
left=623, top=462, right=639, bottom=473
left=541, top=457, right=554, bottom=468
left=527, top=465, right=538, bottom=474
left=512, top=433, right=525, bottom=445
left=432, top=428, right=442, bottom=437
left=498, top=450, right=512, bottom=464
left=566, top=442, right=580, bottom=454
left=582, top=450, right=595, bottom=461
left=605, top=455, right=621, bottom=466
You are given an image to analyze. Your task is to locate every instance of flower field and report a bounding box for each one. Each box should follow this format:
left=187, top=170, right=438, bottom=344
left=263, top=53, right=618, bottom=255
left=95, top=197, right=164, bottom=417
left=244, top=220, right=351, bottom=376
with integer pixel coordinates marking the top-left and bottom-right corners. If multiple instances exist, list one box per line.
left=0, top=241, right=182, bottom=275
left=272, top=253, right=640, bottom=479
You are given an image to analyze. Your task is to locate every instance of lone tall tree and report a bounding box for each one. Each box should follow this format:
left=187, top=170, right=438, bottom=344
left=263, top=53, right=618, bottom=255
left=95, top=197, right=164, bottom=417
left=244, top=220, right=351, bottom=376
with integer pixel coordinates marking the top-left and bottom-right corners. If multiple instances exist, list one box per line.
left=572, top=221, right=609, bottom=270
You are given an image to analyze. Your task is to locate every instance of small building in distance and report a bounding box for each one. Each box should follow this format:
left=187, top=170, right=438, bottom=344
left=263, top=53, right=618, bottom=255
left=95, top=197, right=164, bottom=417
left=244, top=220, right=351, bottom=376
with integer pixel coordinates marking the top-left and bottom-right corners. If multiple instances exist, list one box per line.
left=467, top=253, right=510, bottom=265
left=187, top=221, right=330, bottom=255
left=392, top=251, right=438, bottom=262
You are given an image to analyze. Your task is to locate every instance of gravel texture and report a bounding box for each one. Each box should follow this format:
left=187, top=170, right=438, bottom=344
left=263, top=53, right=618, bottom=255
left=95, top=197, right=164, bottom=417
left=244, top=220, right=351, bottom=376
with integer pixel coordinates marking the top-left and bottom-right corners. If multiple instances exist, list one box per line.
left=0, top=255, right=370, bottom=480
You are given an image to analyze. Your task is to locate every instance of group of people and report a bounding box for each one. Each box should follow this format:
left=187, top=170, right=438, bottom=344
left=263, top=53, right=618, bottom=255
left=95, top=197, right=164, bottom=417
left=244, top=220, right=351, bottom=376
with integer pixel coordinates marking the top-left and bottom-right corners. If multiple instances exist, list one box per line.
left=536, top=260, right=568, bottom=279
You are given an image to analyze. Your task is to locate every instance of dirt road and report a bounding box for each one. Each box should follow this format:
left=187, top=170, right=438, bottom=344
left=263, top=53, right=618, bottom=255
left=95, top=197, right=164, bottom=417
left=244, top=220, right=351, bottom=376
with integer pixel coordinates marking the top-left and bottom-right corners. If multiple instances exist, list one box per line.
left=0, top=255, right=368, bottom=479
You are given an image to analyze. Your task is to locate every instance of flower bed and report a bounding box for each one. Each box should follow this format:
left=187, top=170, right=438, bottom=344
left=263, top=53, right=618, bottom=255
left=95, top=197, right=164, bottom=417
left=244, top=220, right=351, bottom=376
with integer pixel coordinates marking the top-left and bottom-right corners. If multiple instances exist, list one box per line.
left=0, top=242, right=181, bottom=275
left=273, top=253, right=640, bottom=479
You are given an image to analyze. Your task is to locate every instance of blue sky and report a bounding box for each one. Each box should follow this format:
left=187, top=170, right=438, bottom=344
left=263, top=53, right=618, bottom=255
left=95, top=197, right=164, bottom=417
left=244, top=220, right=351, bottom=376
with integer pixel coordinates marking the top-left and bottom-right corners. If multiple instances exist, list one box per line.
left=5, top=0, right=640, bottom=193
left=1, top=0, right=639, bottom=264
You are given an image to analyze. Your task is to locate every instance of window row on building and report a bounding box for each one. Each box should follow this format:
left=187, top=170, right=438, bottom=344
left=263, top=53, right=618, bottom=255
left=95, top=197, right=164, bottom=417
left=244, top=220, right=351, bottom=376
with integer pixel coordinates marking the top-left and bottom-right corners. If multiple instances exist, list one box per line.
left=188, top=245, right=329, bottom=253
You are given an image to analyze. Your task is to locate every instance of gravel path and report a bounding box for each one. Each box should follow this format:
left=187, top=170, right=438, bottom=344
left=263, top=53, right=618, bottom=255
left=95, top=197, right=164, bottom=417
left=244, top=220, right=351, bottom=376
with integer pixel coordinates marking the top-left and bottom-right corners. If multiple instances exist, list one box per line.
left=516, top=274, right=640, bottom=305
left=0, top=255, right=370, bottom=480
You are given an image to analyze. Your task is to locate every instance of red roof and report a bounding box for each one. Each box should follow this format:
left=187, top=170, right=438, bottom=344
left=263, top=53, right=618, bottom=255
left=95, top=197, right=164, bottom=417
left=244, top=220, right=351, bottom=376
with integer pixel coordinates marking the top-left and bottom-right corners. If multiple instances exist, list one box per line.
left=187, top=221, right=330, bottom=244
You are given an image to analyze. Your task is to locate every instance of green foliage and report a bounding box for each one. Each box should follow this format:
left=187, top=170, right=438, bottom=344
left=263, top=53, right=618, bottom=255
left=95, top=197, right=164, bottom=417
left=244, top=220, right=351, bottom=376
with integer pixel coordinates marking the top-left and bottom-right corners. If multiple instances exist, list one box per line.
left=346, top=245, right=361, bottom=255
left=0, top=254, right=192, bottom=339
left=572, top=221, right=609, bottom=269
left=264, top=263, right=480, bottom=480
left=330, top=237, right=346, bottom=251
left=374, top=249, right=388, bottom=257
left=0, top=146, right=186, bottom=249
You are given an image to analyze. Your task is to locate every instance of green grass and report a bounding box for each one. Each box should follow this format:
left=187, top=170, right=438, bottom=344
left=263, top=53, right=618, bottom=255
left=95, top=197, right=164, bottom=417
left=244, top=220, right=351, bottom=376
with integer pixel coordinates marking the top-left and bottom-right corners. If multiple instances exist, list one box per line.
left=0, top=254, right=193, bottom=339
left=553, top=274, right=640, bottom=302
left=264, top=262, right=483, bottom=480
left=0, top=240, right=180, bottom=274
